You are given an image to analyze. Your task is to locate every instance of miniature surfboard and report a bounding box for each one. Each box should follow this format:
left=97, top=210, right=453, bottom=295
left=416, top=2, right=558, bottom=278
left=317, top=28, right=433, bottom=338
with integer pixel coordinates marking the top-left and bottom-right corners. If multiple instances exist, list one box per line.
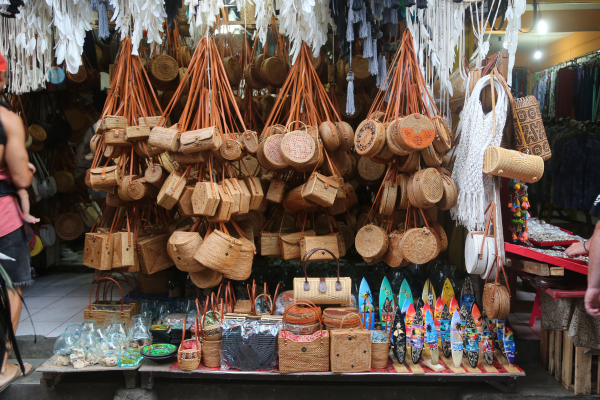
left=434, top=297, right=444, bottom=347
left=461, top=276, right=475, bottom=314
left=405, top=301, right=415, bottom=357
left=441, top=304, right=451, bottom=358
left=472, top=304, right=483, bottom=363
left=392, top=305, right=407, bottom=364
left=496, top=320, right=506, bottom=356
left=503, top=323, right=516, bottom=365
left=401, top=297, right=412, bottom=314
left=481, top=316, right=494, bottom=365
left=422, top=279, right=436, bottom=309
left=380, top=277, right=395, bottom=335
left=449, top=296, right=459, bottom=318
left=465, top=313, right=479, bottom=368
left=421, top=301, right=432, bottom=356
left=411, top=307, right=424, bottom=364
left=425, top=309, right=439, bottom=365
left=416, top=298, right=425, bottom=314
left=399, top=279, right=413, bottom=309
left=359, top=278, right=375, bottom=330
left=450, top=310, right=463, bottom=368
left=441, top=278, right=455, bottom=308
left=460, top=303, right=469, bottom=359
left=490, top=319, right=499, bottom=351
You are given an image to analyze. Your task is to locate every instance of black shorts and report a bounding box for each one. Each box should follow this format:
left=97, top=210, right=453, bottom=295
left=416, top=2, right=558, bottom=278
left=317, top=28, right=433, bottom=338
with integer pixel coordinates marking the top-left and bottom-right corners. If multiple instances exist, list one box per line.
left=0, top=226, right=33, bottom=287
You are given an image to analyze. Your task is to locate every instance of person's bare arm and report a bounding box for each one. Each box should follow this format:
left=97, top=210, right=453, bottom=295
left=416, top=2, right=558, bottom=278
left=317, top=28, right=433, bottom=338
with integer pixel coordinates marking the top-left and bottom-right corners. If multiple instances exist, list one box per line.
left=2, top=109, right=32, bottom=189
left=586, top=222, right=600, bottom=317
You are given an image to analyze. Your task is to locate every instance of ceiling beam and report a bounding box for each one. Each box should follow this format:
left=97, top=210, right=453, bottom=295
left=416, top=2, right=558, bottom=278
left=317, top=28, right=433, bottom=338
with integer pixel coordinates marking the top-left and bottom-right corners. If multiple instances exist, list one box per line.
left=487, top=8, right=600, bottom=33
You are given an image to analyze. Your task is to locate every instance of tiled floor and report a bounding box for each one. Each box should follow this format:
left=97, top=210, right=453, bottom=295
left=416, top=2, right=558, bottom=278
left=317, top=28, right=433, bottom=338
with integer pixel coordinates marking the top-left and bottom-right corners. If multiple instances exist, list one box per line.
left=508, top=284, right=542, bottom=340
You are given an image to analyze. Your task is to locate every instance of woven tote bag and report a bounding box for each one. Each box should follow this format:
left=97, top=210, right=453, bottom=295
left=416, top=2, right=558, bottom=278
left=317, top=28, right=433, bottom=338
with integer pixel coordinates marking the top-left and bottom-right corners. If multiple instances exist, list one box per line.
left=299, top=235, right=340, bottom=261
left=302, top=173, right=339, bottom=207
left=194, top=228, right=242, bottom=275
left=330, top=313, right=371, bottom=372
left=83, top=233, right=114, bottom=271
left=279, top=301, right=330, bottom=373
left=293, top=248, right=351, bottom=305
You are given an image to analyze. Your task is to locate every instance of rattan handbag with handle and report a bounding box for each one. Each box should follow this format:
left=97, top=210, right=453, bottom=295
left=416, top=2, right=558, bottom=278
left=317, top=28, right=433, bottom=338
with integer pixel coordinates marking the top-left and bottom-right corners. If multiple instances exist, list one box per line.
left=278, top=300, right=330, bottom=373
left=482, top=146, right=544, bottom=183
left=330, top=313, right=371, bottom=372
left=293, top=248, right=351, bottom=305
left=178, top=316, right=201, bottom=371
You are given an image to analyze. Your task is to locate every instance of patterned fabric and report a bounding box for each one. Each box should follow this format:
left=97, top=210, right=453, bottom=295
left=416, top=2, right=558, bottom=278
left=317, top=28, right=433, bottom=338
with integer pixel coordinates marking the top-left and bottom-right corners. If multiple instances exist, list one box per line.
left=279, top=330, right=328, bottom=342
left=540, top=290, right=576, bottom=330
left=512, top=96, right=552, bottom=160
left=568, top=299, right=600, bottom=351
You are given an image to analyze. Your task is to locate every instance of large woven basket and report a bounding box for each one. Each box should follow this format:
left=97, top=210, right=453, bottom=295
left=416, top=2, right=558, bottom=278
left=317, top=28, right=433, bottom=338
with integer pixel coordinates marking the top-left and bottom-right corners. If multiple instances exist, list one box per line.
left=194, top=229, right=242, bottom=274
left=202, top=339, right=222, bottom=368
left=280, top=127, right=316, bottom=168
left=398, top=227, right=438, bottom=264
left=354, top=119, right=385, bottom=156
left=167, top=231, right=205, bottom=272
left=189, top=268, right=223, bottom=289
left=437, top=175, right=458, bottom=210
left=355, top=224, right=389, bottom=260
left=55, top=213, right=84, bottom=241
left=482, top=146, right=544, bottom=183
left=483, top=282, right=510, bottom=320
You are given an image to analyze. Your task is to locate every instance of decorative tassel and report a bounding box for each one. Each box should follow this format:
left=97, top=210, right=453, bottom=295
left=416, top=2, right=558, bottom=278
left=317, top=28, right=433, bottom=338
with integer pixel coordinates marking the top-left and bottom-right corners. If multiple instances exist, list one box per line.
left=376, top=52, right=386, bottom=88
left=359, top=8, right=369, bottom=38
left=99, top=1, right=110, bottom=39
left=91, top=0, right=99, bottom=11
left=352, top=0, right=364, bottom=11
left=373, top=0, right=383, bottom=18
left=363, top=29, right=373, bottom=57
left=405, top=0, right=416, bottom=7
left=416, top=0, right=427, bottom=9
left=346, top=8, right=355, bottom=42
left=368, top=39, right=378, bottom=75
left=346, top=42, right=356, bottom=116
left=391, top=7, right=398, bottom=23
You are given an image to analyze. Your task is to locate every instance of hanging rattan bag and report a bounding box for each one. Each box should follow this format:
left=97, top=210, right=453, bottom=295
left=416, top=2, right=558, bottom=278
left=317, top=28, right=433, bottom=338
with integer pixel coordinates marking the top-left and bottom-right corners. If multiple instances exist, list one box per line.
left=354, top=119, right=385, bottom=157
left=194, top=228, right=242, bottom=275
left=482, top=147, right=544, bottom=183
left=168, top=231, right=205, bottom=272
left=355, top=224, right=389, bottom=262
left=242, top=130, right=259, bottom=153
left=386, top=118, right=412, bottom=156
left=335, top=121, right=355, bottom=152
left=302, top=173, right=339, bottom=207
left=261, top=134, right=288, bottom=170
left=180, top=126, right=222, bottom=154
left=437, top=174, right=458, bottom=210
left=318, top=121, right=340, bottom=152
left=384, top=228, right=406, bottom=268
left=395, top=113, right=436, bottom=151
left=280, top=122, right=316, bottom=168
left=431, top=116, right=452, bottom=153
left=379, top=180, right=398, bottom=216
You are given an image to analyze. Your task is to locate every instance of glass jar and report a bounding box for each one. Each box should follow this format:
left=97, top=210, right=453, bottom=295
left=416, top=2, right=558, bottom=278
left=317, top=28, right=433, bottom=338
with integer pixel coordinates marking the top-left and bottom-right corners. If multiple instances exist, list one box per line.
left=99, top=336, right=121, bottom=367
left=130, top=323, right=152, bottom=349
left=64, top=323, right=82, bottom=339
left=74, top=331, right=100, bottom=366
left=80, top=320, right=99, bottom=335
left=53, top=333, right=75, bottom=357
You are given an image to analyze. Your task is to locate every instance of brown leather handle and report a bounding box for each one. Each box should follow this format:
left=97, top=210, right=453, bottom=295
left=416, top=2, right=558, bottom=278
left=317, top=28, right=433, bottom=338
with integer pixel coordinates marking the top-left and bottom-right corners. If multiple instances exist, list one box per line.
left=88, top=277, right=124, bottom=318
left=281, top=300, right=324, bottom=342
left=301, top=247, right=341, bottom=291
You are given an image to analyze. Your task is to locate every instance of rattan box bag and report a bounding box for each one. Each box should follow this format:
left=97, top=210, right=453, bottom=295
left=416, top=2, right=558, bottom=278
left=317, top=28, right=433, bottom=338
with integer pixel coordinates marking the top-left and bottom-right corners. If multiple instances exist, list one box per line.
left=193, top=226, right=242, bottom=276
left=279, top=300, right=330, bottom=373
left=330, top=313, right=371, bottom=373
left=293, top=248, right=351, bottom=305
left=482, top=146, right=544, bottom=183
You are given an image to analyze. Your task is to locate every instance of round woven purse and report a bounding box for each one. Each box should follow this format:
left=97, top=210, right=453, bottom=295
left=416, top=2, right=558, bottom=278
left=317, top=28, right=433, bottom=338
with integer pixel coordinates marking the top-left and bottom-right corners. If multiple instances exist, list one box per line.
left=421, top=144, right=443, bottom=167
left=384, top=228, right=406, bottom=268
left=242, top=130, right=259, bottom=153
left=396, top=113, right=436, bottom=151
left=260, top=56, right=288, bottom=88
left=280, top=122, right=316, bottom=168
left=244, top=63, right=267, bottom=90
left=262, top=134, right=288, bottom=170
left=386, top=118, right=412, bottom=156
left=437, top=174, right=458, bottom=210
left=379, top=181, right=398, bottom=216
left=398, top=152, right=420, bottom=173
left=431, top=115, right=452, bottom=153
left=223, top=56, right=242, bottom=87
left=354, top=119, right=385, bottom=156
left=357, top=156, right=386, bottom=183
left=295, top=133, right=323, bottom=173
left=335, top=121, right=355, bottom=151
left=398, top=227, right=438, bottom=264
left=410, top=168, right=444, bottom=208
left=319, top=121, right=341, bottom=152
left=55, top=213, right=84, bottom=241
left=483, top=282, right=510, bottom=320
left=355, top=224, right=389, bottom=261
left=220, top=139, right=245, bottom=161
left=429, top=221, right=448, bottom=252
left=396, top=174, right=409, bottom=209
left=148, top=54, right=180, bottom=91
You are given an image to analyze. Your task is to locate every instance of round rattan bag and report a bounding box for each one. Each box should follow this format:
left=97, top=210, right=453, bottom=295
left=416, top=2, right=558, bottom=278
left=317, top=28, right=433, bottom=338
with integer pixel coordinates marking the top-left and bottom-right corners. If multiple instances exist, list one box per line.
left=354, top=119, right=385, bottom=156
left=357, top=156, right=386, bottom=183
left=396, top=113, right=436, bottom=151
left=396, top=174, right=409, bottom=209
left=280, top=124, right=316, bottom=168
left=242, top=130, right=259, bottom=153
left=421, top=144, right=443, bottom=167
left=398, top=227, right=438, bottom=264
left=335, top=121, right=355, bottom=152
left=437, top=175, right=458, bottom=211
left=386, top=118, right=411, bottom=156
left=410, top=168, right=444, bottom=208
left=55, top=213, right=84, bottom=241
left=355, top=224, right=389, bottom=261
left=379, top=181, right=398, bottom=216
left=384, top=228, right=406, bottom=268
left=483, top=283, right=510, bottom=320
left=398, top=152, right=420, bottom=174
left=262, top=134, right=288, bottom=170
left=319, top=121, right=341, bottom=152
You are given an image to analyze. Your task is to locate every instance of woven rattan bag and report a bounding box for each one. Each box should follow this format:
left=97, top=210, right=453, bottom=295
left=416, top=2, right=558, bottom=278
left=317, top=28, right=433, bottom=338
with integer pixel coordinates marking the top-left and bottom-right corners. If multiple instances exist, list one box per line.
left=179, top=127, right=222, bottom=154
left=396, top=113, right=436, bottom=151
left=138, top=234, right=174, bottom=275
left=300, top=235, right=340, bottom=261
left=293, top=248, right=351, bottom=305
left=83, top=233, right=114, bottom=271
left=266, top=179, right=287, bottom=203
left=482, top=147, right=544, bottom=183
left=280, top=123, right=316, bottom=168
left=158, top=170, right=188, bottom=210
left=302, top=173, right=339, bottom=207
left=398, top=211, right=438, bottom=265
left=167, top=231, right=205, bottom=272
left=194, top=228, right=242, bottom=275
left=330, top=313, right=371, bottom=372
left=355, top=224, right=389, bottom=262
left=90, top=165, right=120, bottom=189
left=279, top=230, right=315, bottom=260
left=354, top=119, right=385, bottom=157
left=279, top=301, right=330, bottom=373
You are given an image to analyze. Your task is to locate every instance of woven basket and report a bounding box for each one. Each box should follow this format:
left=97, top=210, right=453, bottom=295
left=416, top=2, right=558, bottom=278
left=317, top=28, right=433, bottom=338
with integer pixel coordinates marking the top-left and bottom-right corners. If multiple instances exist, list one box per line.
left=396, top=174, right=409, bottom=209
left=260, top=232, right=282, bottom=257
left=482, top=147, right=544, bottom=183
left=90, top=133, right=101, bottom=153
left=180, top=127, right=221, bottom=154
left=53, top=171, right=75, bottom=193
left=396, top=114, right=435, bottom=151
left=206, top=185, right=233, bottom=223
left=29, top=124, right=47, bottom=142
left=168, top=231, right=205, bottom=272
left=319, top=121, right=340, bottom=152
left=67, top=65, right=87, bottom=83
left=223, top=56, right=242, bottom=87
left=295, top=132, right=323, bottom=173
left=149, top=126, right=180, bottom=152
left=384, top=229, right=406, bottom=268
left=170, top=150, right=207, bottom=165
left=371, top=338, right=390, bottom=369
left=411, top=168, right=444, bottom=206
left=83, top=233, right=114, bottom=270
left=105, top=192, right=123, bottom=207
left=178, top=336, right=201, bottom=371
left=299, top=236, right=340, bottom=261
left=138, top=233, right=174, bottom=274
left=379, top=181, right=398, bottom=216
left=260, top=56, right=288, bottom=88
left=437, top=175, right=457, bottom=210
left=262, top=134, right=288, bottom=170
left=224, top=237, right=255, bottom=280
left=283, top=185, right=318, bottom=214
left=125, top=126, right=151, bottom=142
left=386, top=118, right=412, bottom=156
left=234, top=300, right=252, bottom=314
left=90, top=165, right=120, bottom=189
left=102, top=115, right=128, bottom=131
left=421, top=144, right=443, bottom=167
left=244, top=176, right=264, bottom=210
left=242, top=131, right=259, bottom=153
left=302, top=173, right=339, bottom=207
left=354, top=119, right=385, bottom=156
left=266, top=179, right=287, bottom=203
left=55, top=213, right=84, bottom=241
left=202, top=339, right=222, bottom=368
left=337, top=223, right=354, bottom=252
left=279, top=310, right=330, bottom=373
left=222, top=179, right=242, bottom=215
left=244, top=63, right=267, bottom=90
left=430, top=221, right=448, bottom=252
left=398, top=227, right=438, bottom=264
left=432, top=116, right=452, bottom=153
left=330, top=315, right=371, bottom=372
left=355, top=224, right=389, bottom=261
left=157, top=171, right=188, bottom=210
left=398, top=152, right=420, bottom=174
left=194, top=229, right=242, bottom=274
left=483, top=283, right=510, bottom=320
left=322, top=307, right=361, bottom=329
left=149, top=54, right=180, bottom=91
left=371, top=141, right=395, bottom=164
left=134, top=140, right=164, bottom=158
left=280, top=127, right=316, bottom=168
left=343, top=183, right=359, bottom=210
left=190, top=268, right=223, bottom=289
left=279, top=230, right=315, bottom=260
left=357, top=156, right=385, bottom=183
left=127, top=178, right=158, bottom=201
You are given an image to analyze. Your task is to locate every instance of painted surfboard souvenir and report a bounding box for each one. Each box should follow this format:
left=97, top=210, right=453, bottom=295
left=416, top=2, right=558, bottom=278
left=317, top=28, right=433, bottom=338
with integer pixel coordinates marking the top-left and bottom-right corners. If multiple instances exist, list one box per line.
left=405, top=302, right=416, bottom=355
left=481, top=317, right=494, bottom=365
left=503, top=323, right=516, bottom=365
left=411, top=308, right=424, bottom=364
left=465, top=313, right=479, bottom=368
left=490, top=319, right=499, bottom=350
left=400, top=279, right=413, bottom=309
left=441, top=304, right=451, bottom=358
left=416, top=298, right=425, bottom=314
left=359, top=278, right=375, bottom=330
left=472, top=304, right=483, bottom=361
left=459, top=303, right=469, bottom=359
left=461, top=276, right=476, bottom=314
left=422, top=279, right=436, bottom=309
left=449, top=296, right=460, bottom=317
left=392, top=306, right=407, bottom=364
left=441, top=278, right=455, bottom=308
left=450, top=310, right=463, bottom=368
left=425, top=309, right=439, bottom=365
left=434, top=297, right=444, bottom=346
left=401, top=298, right=412, bottom=314
left=496, top=320, right=506, bottom=356
left=380, top=277, right=395, bottom=334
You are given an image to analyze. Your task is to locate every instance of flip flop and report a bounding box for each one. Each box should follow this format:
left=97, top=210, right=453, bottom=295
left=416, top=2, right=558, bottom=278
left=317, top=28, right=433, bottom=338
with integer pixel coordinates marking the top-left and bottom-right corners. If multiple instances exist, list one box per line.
left=0, top=364, right=22, bottom=393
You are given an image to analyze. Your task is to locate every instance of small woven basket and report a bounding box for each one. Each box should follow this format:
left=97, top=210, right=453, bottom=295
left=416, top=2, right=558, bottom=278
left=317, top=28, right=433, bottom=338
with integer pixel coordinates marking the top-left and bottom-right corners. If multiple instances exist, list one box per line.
left=355, top=224, right=389, bottom=260
left=483, top=283, right=510, bottom=320
left=202, top=339, right=222, bottom=368
left=189, top=268, right=223, bottom=289
left=167, top=231, right=205, bottom=272
left=371, top=338, right=390, bottom=369
left=220, top=139, right=244, bottom=161
left=194, top=229, right=242, bottom=274
left=260, top=232, right=282, bottom=257
left=223, top=237, right=255, bottom=281
left=396, top=113, right=436, bottom=151
left=482, top=147, right=544, bottom=183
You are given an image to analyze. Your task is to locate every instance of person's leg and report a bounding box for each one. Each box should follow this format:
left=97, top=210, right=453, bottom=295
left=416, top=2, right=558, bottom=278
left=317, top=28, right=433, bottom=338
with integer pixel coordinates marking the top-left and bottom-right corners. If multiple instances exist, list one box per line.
left=0, top=286, right=21, bottom=375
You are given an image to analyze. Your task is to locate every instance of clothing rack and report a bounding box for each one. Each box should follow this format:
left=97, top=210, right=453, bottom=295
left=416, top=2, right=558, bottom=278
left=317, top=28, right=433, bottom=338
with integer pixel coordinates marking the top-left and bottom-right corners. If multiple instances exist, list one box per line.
left=538, top=49, right=600, bottom=75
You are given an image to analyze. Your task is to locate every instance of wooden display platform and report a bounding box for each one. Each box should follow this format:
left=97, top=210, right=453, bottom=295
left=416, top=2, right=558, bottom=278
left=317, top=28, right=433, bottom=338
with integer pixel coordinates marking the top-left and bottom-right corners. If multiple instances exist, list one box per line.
left=138, top=354, right=524, bottom=393
left=505, top=243, right=588, bottom=275
left=37, top=354, right=142, bottom=390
